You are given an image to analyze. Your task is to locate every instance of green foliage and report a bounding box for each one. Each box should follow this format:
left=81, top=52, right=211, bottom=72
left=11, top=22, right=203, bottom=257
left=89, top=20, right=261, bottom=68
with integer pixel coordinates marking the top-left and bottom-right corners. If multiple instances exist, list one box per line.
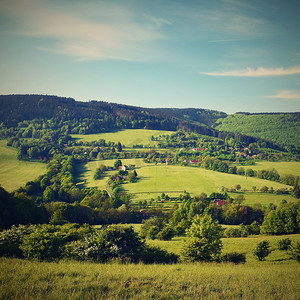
left=0, top=225, right=35, bottom=258
left=140, top=217, right=166, bottom=239
left=140, top=245, right=178, bottom=264
left=220, top=252, right=246, bottom=264
left=216, top=112, right=300, bottom=149
left=181, top=214, right=223, bottom=262
left=223, top=227, right=248, bottom=238
left=114, top=159, right=122, bottom=170
left=287, top=241, right=300, bottom=261
left=156, top=226, right=175, bottom=241
left=261, top=201, right=300, bottom=235
left=277, top=238, right=292, bottom=251
left=253, top=240, right=272, bottom=261
left=93, top=168, right=103, bottom=180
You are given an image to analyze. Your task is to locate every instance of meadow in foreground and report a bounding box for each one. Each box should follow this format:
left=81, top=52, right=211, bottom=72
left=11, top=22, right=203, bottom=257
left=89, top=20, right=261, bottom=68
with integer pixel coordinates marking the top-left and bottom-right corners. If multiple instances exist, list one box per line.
left=0, top=258, right=299, bottom=300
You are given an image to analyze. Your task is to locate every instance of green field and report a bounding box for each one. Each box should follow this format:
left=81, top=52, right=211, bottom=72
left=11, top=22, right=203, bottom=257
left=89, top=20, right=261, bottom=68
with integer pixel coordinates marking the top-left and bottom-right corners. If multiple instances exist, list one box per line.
left=1, top=233, right=300, bottom=299
left=243, top=161, right=300, bottom=176
left=0, top=140, right=47, bottom=192
left=80, top=158, right=294, bottom=207
left=71, top=129, right=173, bottom=147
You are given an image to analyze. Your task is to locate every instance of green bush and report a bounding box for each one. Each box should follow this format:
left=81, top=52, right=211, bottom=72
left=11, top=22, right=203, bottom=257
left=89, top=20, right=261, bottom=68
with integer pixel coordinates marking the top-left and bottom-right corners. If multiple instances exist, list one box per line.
left=140, top=245, right=178, bottom=264
left=287, top=241, right=300, bottom=261
left=278, top=238, right=292, bottom=251
left=220, top=252, right=246, bottom=264
left=253, top=240, right=272, bottom=261
left=0, top=225, right=34, bottom=258
left=156, top=227, right=175, bottom=241
left=223, top=227, right=247, bottom=238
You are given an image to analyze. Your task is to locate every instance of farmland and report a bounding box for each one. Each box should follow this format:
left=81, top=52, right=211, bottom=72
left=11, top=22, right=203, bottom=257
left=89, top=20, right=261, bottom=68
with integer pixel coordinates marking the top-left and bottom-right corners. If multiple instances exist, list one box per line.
left=80, top=158, right=295, bottom=207
left=0, top=140, right=47, bottom=192
left=71, top=129, right=173, bottom=147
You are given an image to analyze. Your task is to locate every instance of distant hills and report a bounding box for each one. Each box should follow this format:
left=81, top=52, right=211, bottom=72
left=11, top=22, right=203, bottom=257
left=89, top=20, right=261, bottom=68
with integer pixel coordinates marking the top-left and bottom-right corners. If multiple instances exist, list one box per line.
left=216, top=113, right=300, bottom=149
left=0, top=94, right=299, bottom=150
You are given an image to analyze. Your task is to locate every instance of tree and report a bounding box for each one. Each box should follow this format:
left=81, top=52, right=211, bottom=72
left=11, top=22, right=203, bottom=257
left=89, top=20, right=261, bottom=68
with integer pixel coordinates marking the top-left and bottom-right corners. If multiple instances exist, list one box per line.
left=117, top=142, right=122, bottom=152
left=181, top=214, right=223, bottom=262
left=114, top=159, right=122, bottom=170
left=253, top=240, right=272, bottom=261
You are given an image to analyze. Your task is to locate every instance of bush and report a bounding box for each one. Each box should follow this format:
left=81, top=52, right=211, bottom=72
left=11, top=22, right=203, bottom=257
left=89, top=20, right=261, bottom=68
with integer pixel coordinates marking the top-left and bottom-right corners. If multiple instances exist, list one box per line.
left=223, top=227, right=247, bottom=238
left=147, top=226, right=160, bottom=240
left=156, top=227, right=175, bottom=241
left=287, top=241, right=300, bottom=261
left=0, top=225, right=35, bottom=258
left=220, top=252, right=246, bottom=264
left=65, top=234, right=111, bottom=262
left=253, top=240, right=272, bottom=261
left=278, top=238, right=292, bottom=251
left=140, top=245, right=178, bottom=264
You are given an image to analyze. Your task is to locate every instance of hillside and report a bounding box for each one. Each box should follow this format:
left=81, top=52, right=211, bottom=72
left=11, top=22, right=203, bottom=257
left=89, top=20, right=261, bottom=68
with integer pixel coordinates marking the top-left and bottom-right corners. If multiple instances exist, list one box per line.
left=0, top=94, right=225, bottom=135
left=216, top=113, right=300, bottom=149
left=1, top=94, right=296, bottom=152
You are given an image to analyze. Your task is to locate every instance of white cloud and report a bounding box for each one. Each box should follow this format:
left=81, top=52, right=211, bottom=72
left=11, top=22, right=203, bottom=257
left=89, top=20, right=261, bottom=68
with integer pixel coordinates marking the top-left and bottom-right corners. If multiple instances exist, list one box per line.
left=0, top=0, right=166, bottom=61
left=264, top=90, right=300, bottom=100
left=201, top=66, right=300, bottom=77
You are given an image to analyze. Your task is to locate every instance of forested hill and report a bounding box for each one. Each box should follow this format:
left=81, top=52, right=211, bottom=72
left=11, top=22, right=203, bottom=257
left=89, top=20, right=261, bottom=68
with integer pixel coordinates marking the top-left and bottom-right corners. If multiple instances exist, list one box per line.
left=216, top=113, right=300, bottom=150
left=0, top=94, right=298, bottom=151
left=0, top=94, right=225, bottom=135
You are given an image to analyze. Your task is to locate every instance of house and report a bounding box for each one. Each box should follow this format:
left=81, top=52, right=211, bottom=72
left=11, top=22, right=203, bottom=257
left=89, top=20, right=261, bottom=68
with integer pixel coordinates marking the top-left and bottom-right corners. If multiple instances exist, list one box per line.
left=213, top=199, right=227, bottom=206
left=190, top=160, right=200, bottom=164
left=118, top=165, right=129, bottom=171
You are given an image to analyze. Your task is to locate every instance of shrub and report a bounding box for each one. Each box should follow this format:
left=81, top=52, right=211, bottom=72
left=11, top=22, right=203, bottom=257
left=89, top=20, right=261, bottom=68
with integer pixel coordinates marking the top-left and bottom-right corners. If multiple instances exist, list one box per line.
left=253, top=240, right=272, bottom=261
left=147, top=226, right=160, bottom=240
left=140, top=245, right=178, bottom=264
left=278, top=238, right=292, bottom=251
left=220, top=252, right=246, bottom=264
left=287, top=241, right=300, bottom=261
left=156, top=227, right=175, bottom=241
left=65, top=234, right=111, bottom=262
left=0, top=225, right=35, bottom=258
left=223, top=227, right=247, bottom=238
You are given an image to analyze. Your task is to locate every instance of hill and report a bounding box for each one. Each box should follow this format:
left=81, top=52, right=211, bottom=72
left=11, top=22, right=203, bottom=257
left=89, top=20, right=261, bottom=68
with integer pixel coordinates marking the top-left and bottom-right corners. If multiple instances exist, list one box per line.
left=1, top=94, right=296, bottom=152
left=216, top=113, right=300, bottom=150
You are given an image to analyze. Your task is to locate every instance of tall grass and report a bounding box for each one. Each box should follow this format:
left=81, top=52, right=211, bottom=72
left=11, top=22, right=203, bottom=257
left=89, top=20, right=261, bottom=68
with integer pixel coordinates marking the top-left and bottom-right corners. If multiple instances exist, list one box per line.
left=0, top=258, right=299, bottom=299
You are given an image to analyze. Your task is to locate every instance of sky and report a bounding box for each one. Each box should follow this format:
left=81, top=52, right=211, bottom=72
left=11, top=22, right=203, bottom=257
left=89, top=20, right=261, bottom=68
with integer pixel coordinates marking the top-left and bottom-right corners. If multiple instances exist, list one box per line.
left=0, top=0, right=299, bottom=113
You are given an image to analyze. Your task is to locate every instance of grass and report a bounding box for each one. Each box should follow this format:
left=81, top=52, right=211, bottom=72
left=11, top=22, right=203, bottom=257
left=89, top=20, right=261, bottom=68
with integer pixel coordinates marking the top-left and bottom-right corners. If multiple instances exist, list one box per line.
left=79, top=158, right=294, bottom=207
left=0, top=140, right=47, bottom=192
left=243, top=161, right=300, bottom=177
left=71, top=129, right=174, bottom=148
left=1, top=233, right=300, bottom=300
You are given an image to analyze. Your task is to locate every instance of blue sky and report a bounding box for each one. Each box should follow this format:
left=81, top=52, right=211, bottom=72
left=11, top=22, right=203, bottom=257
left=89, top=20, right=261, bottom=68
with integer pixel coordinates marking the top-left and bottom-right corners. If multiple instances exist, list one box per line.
left=0, top=0, right=299, bottom=113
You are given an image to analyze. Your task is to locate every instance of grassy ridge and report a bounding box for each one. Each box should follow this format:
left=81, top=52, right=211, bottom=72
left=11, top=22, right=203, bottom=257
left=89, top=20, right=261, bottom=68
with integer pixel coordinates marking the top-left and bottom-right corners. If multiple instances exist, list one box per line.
left=71, top=129, right=173, bottom=147
left=0, top=140, right=47, bottom=192
left=216, top=113, right=300, bottom=148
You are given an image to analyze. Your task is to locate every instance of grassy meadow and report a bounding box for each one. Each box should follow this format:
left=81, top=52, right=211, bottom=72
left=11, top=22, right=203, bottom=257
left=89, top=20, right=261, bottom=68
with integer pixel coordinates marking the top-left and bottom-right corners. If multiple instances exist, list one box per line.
left=80, top=158, right=294, bottom=207
left=242, top=161, right=300, bottom=176
left=1, top=233, right=300, bottom=300
left=0, top=140, right=47, bottom=192
left=71, top=129, right=173, bottom=148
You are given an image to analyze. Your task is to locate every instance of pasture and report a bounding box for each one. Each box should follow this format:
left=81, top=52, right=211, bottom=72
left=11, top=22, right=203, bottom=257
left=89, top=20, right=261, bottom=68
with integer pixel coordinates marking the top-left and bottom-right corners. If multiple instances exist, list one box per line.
left=71, top=129, right=173, bottom=148
left=80, top=158, right=294, bottom=207
left=1, top=233, right=300, bottom=299
left=243, top=161, right=300, bottom=177
left=0, top=140, right=47, bottom=192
